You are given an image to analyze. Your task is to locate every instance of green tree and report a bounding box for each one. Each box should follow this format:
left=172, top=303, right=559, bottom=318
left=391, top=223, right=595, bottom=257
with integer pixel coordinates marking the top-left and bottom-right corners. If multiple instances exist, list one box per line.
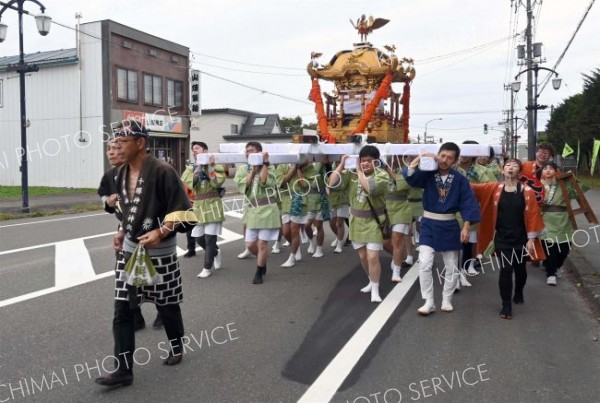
left=280, top=116, right=303, bottom=134
left=546, top=67, right=600, bottom=172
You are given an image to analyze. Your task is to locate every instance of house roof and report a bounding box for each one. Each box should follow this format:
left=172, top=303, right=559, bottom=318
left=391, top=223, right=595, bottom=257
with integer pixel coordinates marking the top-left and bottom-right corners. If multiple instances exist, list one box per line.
left=203, top=108, right=284, bottom=137
left=0, top=48, right=78, bottom=71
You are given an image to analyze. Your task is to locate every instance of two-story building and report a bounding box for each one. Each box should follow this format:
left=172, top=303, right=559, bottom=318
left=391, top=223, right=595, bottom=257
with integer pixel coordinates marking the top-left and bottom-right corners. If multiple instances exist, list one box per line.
left=0, top=19, right=190, bottom=188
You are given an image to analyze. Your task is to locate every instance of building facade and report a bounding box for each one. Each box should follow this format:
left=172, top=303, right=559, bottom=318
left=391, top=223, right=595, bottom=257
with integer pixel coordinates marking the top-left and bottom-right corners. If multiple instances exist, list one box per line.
left=0, top=19, right=190, bottom=188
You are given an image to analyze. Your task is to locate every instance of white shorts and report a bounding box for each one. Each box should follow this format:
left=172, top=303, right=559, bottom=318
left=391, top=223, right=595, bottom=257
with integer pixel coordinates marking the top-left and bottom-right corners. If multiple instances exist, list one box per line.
left=291, top=215, right=308, bottom=224
left=392, top=223, right=410, bottom=235
left=192, top=223, right=222, bottom=237
left=468, top=230, right=478, bottom=243
left=330, top=205, right=350, bottom=219
left=306, top=211, right=324, bottom=221
left=245, top=228, right=279, bottom=242
left=281, top=214, right=291, bottom=224
left=352, top=241, right=383, bottom=251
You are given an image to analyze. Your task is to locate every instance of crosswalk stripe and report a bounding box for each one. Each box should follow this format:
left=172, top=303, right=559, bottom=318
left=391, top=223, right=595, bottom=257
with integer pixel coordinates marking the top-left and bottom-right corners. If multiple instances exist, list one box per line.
left=54, top=239, right=97, bottom=288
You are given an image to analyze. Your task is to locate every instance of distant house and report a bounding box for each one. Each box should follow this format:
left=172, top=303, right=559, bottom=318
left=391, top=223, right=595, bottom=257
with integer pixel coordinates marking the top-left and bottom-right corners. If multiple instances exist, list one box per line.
left=192, top=108, right=292, bottom=153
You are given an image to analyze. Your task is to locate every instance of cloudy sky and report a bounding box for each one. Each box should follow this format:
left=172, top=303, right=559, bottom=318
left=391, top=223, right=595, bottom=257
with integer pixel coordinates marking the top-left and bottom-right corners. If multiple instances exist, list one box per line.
left=2, top=0, right=598, bottom=144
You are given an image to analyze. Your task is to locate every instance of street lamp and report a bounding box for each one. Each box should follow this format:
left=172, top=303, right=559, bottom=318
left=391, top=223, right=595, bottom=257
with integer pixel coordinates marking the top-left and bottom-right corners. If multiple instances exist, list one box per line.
left=424, top=118, right=443, bottom=144
left=515, top=64, right=561, bottom=161
left=0, top=0, right=52, bottom=213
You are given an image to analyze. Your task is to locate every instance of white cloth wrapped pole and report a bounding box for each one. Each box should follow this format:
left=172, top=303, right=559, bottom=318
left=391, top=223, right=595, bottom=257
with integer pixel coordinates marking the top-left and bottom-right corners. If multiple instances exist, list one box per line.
left=197, top=153, right=246, bottom=165
left=247, top=153, right=301, bottom=166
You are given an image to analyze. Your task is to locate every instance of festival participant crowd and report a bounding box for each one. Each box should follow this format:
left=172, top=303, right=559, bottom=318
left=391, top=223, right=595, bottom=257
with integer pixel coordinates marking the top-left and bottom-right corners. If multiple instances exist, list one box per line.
left=95, top=120, right=583, bottom=386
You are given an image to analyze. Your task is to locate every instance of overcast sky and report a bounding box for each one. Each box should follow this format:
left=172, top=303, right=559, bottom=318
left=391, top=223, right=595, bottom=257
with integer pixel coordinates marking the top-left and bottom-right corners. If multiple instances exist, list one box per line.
left=1, top=0, right=598, bottom=144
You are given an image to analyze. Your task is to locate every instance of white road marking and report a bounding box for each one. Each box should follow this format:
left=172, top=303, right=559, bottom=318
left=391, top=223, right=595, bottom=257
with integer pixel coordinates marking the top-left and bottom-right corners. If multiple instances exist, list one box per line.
left=0, top=228, right=244, bottom=308
left=0, top=212, right=107, bottom=228
left=54, top=239, right=97, bottom=288
left=298, top=264, right=420, bottom=403
left=0, top=232, right=115, bottom=256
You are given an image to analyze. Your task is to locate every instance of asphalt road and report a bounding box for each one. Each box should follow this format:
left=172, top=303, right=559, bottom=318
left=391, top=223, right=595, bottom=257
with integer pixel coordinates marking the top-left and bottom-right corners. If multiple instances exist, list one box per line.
left=1, top=202, right=599, bottom=403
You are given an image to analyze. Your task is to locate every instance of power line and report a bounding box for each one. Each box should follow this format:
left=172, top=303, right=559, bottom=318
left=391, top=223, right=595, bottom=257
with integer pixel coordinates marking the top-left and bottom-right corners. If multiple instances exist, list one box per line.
left=191, top=51, right=305, bottom=71
left=538, top=0, right=596, bottom=93
left=190, top=60, right=305, bottom=77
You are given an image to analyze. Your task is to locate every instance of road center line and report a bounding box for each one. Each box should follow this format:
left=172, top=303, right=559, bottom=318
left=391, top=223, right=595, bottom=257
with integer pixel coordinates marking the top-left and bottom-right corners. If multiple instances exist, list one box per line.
left=298, top=264, right=420, bottom=403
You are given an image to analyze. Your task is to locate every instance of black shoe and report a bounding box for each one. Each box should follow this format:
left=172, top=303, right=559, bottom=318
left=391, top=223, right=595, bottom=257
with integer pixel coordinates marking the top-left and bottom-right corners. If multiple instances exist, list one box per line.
left=152, top=313, right=163, bottom=329
left=253, top=268, right=263, bottom=284
left=260, top=266, right=267, bottom=276
left=513, top=294, right=524, bottom=304
left=344, top=238, right=352, bottom=247
left=499, top=304, right=512, bottom=320
left=183, top=250, right=196, bottom=258
left=95, top=371, right=133, bottom=387
left=163, top=353, right=183, bottom=366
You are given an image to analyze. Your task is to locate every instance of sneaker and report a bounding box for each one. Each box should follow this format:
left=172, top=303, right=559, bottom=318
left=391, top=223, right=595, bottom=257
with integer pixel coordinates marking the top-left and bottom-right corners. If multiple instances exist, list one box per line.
left=547, top=276, right=557, bottom=286
left=467, top=267, right=479, bottom=276
left=237, top=249, right=253, bottom=259
left=282, top=240, right=290, bottom=247
left=197, top=268, right=212, bottom=278
left=441, top=298, right=454, bottom=312
left=331, top=239, right=338, bottom=247
left=312, top=246, right=323, bottom=258
left=418, top=300, right=436, bottom=316
left=271, top=244, right=281, bottom=254
left=333, top=244, right=343, bottom=254
left=214, top=250, right=222, bottom=269
left=391, top=267, right=402, bottom=283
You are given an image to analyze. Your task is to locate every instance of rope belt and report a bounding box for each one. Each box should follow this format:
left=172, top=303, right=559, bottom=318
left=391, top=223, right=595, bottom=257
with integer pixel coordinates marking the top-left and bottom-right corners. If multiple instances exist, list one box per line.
left=423, top=210, right=456, bottom=221
left=249, top=197, right=276, bottom=207
left=386, top=194, right=408, bottom=202
left=542, top=205, right=567, bottom=213
left=351, top=207, right=384, bottom=218
left=195, top=191, right=219, bottom=200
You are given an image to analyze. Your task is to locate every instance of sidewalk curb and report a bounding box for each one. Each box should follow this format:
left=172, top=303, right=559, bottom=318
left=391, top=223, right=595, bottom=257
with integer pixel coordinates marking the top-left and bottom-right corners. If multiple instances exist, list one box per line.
left=565, top=248, right=600, bottom=321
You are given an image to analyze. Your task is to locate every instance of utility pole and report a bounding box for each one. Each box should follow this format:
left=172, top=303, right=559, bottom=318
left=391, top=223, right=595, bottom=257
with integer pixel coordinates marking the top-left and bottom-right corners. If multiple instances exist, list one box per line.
left=525, top=0, right=535, bottom=161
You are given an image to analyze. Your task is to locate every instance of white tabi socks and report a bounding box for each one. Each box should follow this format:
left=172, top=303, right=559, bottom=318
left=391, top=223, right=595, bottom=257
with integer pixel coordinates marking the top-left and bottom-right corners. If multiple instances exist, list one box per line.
left=334, top=238, right=344, bottom=254
left=307, top=238, right=316, bottom=254
left=371, top=282, right=382, bottom=303
left=391, top=262, right=402, bottom=283
left=281, top=254, right=296, bottom=268
left=418, top=299, right=436, bottom=315
left=312, top=245, right=323, bottom=258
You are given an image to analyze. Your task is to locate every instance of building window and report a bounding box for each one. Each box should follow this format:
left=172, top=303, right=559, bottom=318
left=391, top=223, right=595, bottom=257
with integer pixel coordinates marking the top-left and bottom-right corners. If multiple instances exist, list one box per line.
left=167, top=80, right=183, bottom=108
left=122, top=40, right=132, bottom=49
left=144, top=74, right=162, bottom=106
left=148, top=48, right=157, bottom=57
left=0, top=79, right=3, bottom=108
left=117, top=68, right=138, bottom=102
left=253, top=117, right=267, bottom=126
left=171, top=55, right=180, bottom=64
left=231, top=124, right=239, bottom=134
